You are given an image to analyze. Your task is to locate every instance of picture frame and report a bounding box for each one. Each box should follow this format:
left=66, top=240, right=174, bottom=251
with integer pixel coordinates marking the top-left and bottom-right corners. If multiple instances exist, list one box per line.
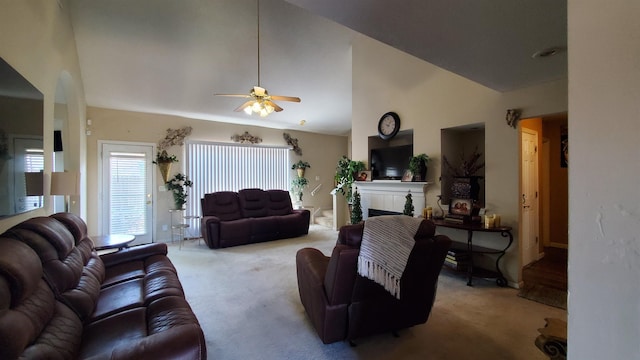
left=401, top=170, right=413, bottom=182
left=449, top=198, right=473, bottom=216
left=356, top=170, right=372, bottom=182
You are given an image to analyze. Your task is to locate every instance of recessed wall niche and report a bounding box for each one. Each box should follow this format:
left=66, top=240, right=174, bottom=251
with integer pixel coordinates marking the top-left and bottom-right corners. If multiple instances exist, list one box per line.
left=440, top=124, right=485, bottom=207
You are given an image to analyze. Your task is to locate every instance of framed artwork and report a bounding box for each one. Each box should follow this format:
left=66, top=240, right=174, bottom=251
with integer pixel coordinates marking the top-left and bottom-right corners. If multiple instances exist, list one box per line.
left=401, top=170, right=413, bottom=182
left=356, top=170, right=372, bottom=182
left=449, top=198, right=473, bottom=216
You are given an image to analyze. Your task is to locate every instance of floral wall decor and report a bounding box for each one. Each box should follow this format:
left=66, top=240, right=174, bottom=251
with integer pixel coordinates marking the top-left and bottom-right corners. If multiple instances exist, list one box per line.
left=158, top=126, right=193, bottom=151
left=231, top=131, right=262, bottom=144
left=283, top=132, right=302, bottom=156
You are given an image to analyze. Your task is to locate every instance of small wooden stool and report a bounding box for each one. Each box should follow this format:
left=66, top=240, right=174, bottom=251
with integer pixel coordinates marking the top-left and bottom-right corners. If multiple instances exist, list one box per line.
left=535, top=317, right=567, bottom=359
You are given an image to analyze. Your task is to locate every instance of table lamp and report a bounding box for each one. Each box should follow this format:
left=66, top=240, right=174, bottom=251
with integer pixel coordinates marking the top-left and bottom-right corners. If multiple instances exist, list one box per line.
left=50, top=171, right=80, bottom=212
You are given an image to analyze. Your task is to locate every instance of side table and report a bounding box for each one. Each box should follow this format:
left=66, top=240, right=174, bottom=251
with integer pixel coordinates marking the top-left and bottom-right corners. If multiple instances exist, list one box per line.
left=92, top=234, right=135, bottom=251
left=170, top=210, right=202, bottom=249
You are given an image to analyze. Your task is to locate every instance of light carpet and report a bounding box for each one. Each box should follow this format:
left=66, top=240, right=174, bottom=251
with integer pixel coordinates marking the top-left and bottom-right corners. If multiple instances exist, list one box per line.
left=165, top=225, right=566, bottom=360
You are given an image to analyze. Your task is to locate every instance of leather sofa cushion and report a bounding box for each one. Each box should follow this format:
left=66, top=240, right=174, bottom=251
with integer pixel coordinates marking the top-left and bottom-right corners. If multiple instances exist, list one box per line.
left=0, top=238, right=84, bottom=360
left=6, top=218, right=104, bottom=323
left=219, top=219, right=252, bottom=247
left=202, top=192, right=242, bottom=221
left=266, top=190, right=294, bottom=216
left=239, top=188, right=269, bottom=218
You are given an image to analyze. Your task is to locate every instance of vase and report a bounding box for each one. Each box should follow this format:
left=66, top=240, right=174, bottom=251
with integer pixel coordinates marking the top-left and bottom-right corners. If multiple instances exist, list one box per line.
left=158, top=161, right=172, bottom=183
left=296, top=168, right=305, bottom=178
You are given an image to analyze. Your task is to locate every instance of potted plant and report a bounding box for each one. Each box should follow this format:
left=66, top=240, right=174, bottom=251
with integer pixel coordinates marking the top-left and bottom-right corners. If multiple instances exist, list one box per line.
left=334, top=156, right=366, bottom=204
left=153, top=150, right=179, bottom=183
left=166, top=173, right=193, bottom=210
left=291, top=160, right=311, bottom=178
left=291, top=176, right=309, bottom=203
left=408, top=153, right=429, bottom=181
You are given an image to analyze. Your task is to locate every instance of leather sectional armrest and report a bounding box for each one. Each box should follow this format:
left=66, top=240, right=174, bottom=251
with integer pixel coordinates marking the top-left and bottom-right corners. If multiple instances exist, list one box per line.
left=100, top=243, right=168, bottom=268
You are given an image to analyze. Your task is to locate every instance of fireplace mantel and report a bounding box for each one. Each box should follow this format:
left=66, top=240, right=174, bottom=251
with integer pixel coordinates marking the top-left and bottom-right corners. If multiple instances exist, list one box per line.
left=354, top=180, right=432, bottom=219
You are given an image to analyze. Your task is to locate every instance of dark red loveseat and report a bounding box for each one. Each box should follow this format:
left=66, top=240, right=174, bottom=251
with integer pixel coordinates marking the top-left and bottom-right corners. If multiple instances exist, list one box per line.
left=201, top=188, right=310, bottom=249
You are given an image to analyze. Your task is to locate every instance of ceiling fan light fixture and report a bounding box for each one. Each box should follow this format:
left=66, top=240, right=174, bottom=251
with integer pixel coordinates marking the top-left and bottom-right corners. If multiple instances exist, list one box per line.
left=214, top=1, right=300, bottom=117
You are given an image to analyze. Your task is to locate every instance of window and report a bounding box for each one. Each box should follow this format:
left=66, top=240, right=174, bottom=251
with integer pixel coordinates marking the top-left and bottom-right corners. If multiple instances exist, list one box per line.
left=108, top=151, right=148, bottom=234
left=185, top=141, right=290, bottom=233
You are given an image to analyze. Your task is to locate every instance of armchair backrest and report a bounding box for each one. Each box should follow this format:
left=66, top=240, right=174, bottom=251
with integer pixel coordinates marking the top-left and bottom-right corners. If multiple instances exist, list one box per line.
left=266, top=189, right=294, bottom=216
left=238, top=188, right=269, bottom=218
left=0, top=237, right=83, bottom=359
left=2, top=216, right=104, bottom=323
left=323, top=245, right=359, bottom=305
left=201, top=191, right=242, bottom=220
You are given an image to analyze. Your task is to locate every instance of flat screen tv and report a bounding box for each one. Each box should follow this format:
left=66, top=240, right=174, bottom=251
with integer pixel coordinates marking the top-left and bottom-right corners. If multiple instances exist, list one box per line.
left=0, top=57, right=44, bottom=218
left=370, top=144, right=413, bottom=180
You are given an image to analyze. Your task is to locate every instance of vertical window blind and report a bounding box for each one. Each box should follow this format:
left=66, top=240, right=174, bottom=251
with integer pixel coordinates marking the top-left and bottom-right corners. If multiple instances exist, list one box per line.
left=186, top=141, right=290, bottom=234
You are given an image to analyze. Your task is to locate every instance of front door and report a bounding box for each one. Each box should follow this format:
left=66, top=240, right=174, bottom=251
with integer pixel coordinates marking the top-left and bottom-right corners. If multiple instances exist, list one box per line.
left=100, top=142, right=154, bottom=244
left=521, top=129, right=540, bottom=266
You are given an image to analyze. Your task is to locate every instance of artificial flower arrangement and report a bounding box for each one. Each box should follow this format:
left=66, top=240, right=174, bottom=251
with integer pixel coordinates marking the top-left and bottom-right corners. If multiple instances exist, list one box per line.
left=166, top=173, right=193, bottom=210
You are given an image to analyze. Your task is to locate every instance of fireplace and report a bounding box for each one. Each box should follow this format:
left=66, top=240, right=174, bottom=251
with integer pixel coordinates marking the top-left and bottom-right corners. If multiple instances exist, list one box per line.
left=368, top=208, right=402, bottom=217
left=355, top=180, right=431, bottom=220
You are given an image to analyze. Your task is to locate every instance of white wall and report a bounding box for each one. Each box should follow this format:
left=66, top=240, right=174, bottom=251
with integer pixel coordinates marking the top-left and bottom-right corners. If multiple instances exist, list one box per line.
left=568, top=1, right=640, bottom=358
left=0, top=0, right=87, bottom=233
left=351, top=34, right=567, bottom=285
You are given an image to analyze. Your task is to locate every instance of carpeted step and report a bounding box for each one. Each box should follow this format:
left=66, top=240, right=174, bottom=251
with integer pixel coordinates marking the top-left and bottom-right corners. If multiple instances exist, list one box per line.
left=315, top=216, right=333, bottom=228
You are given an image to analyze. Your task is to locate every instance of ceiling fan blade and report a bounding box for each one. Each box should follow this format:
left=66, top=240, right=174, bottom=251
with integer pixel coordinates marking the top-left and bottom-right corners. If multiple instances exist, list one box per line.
left=267, top=100, right=284, bottom=112
left=270, top=95, right=301, bottom=103
left=234, top=100, right=254, bottom=112
left=215, top=93, right=251, bottom=98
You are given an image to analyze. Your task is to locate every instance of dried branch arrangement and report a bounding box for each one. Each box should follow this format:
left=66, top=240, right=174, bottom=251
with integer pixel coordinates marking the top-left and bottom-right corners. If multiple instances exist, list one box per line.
left=283, top=133, right=302, bottom=156
left=231, top=131, right=262, bottom=144
left=442, top=146, right=485, bottom=177
left=158, top=126, right=193, bottom=151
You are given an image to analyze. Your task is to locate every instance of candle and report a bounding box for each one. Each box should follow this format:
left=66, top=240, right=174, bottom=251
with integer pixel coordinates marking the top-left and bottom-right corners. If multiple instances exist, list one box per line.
left=493, top=215, right=501, bottom=227
left=426, top=206, right=433, bottom=219
left=484, top=214, right=495, bottom=228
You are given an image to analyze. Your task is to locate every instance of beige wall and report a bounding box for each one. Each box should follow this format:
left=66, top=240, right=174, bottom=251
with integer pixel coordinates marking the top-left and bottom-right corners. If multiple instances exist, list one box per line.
left=86, top=107, right=347, bottom=240
left=0, top=0, right=87, bottom=233
left=351, top=35, right=568, bottom=284
left=568, top=1, right=639, bottom=357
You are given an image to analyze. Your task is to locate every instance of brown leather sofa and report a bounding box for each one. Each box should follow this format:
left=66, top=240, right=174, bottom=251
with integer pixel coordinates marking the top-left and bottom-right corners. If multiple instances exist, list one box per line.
left=201, top=188, right=310, bottom=249
left=296, top=218, right=451, bottom=344
left=0, top=213, right=206, bottom=359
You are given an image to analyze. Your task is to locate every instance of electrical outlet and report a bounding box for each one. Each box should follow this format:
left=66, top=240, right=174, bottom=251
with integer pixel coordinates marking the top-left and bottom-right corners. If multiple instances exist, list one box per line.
left=162, top=224, right=168, bottom=231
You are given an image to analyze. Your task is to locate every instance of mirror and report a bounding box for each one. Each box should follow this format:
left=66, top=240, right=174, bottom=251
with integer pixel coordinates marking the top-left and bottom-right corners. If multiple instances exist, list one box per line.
left=0, top=57, right=44, bottom=218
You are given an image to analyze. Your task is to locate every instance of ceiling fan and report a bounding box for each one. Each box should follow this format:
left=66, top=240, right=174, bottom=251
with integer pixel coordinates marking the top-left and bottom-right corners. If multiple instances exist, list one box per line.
left=215, top=1, right=301, bottom=117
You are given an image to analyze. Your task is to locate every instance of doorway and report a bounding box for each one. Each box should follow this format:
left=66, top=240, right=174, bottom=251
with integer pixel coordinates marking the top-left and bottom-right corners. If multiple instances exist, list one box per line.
left=519, top=113, right=568, bottom=292
left=99, top=142, right=155, bottom=245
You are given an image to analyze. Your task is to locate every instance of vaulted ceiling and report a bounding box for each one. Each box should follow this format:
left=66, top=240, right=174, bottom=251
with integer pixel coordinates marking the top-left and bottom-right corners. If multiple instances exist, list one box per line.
left=68, top=0, right=566, bottom=135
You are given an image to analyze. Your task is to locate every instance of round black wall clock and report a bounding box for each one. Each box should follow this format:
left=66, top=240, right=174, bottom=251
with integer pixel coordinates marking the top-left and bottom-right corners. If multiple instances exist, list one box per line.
left=378, top=111, right=400, bottom=140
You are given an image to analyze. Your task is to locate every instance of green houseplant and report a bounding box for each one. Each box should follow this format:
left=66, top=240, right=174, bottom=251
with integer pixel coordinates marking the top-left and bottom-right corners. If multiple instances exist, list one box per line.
left=291, top=160, right=311, bottom=178
left=408, top=153, right=429, bottom=182
left=166, top=173, right=193, bottom=210
left=334, top=156, right=366, bottom=204
left=291, top=176, right=309, bottom=203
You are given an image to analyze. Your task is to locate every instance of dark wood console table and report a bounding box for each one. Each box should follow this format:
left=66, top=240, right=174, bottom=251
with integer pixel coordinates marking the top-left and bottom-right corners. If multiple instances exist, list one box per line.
left=433, top=219, right=513, bottom=287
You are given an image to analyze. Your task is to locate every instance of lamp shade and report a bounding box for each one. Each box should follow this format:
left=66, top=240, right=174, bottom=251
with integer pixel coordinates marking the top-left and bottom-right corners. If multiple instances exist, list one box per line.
left=50, top=171, right=80, bottom=196
left=25, top=172, right=44, bottom=196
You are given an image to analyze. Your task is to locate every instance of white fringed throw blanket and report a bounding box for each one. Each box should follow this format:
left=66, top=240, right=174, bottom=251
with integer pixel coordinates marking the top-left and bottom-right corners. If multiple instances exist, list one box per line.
left=357, top=215, right=422, bottom=299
